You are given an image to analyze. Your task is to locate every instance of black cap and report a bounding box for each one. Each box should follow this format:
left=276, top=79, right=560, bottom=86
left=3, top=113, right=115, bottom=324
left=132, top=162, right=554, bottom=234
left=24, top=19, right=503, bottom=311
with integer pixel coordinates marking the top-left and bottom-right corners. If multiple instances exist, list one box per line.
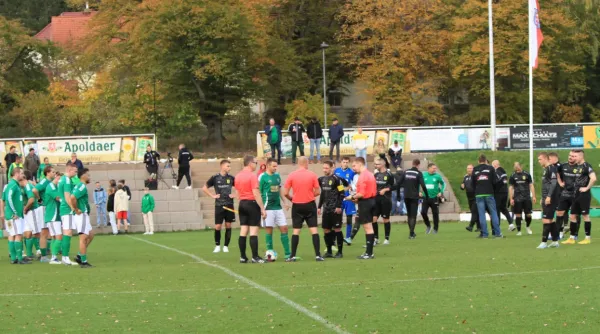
left=294, top=117, right=300, bottom=121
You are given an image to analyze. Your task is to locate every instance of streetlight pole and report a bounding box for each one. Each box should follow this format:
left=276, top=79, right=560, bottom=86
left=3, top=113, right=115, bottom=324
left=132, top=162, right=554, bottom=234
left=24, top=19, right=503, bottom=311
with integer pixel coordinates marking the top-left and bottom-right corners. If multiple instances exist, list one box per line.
left=320, top=42, right=329, bottom=128
left=153, top=78, right=157, bottom=134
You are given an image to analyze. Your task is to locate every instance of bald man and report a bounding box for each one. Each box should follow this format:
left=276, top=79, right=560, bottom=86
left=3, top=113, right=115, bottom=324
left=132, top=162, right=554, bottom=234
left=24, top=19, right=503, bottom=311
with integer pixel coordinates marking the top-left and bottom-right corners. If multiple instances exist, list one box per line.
left=492, top=160, right=514, bottom=232
left=509, top=162, right=536, bottom=235
left=283, top=156, right=323, bottom=262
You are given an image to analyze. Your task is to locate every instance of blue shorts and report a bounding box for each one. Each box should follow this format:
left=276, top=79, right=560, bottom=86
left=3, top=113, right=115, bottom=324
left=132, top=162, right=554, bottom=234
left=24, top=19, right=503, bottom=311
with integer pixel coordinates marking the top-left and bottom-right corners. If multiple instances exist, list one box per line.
left=342, top=200, right=357, bottom=216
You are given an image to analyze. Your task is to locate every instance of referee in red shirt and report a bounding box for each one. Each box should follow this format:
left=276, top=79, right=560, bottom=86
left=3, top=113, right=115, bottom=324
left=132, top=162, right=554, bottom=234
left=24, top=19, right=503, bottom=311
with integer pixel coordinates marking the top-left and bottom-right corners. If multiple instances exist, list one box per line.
left=234, top=155, right=267, bottom=264
left=283, top=156, right=323, bottom=262
left=346, top=157, right=377, bottom=259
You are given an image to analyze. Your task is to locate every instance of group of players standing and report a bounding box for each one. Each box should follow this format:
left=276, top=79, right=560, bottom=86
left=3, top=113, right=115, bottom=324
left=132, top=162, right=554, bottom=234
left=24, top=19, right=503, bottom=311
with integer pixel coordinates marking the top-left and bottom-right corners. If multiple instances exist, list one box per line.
left=203, top=154, right=447, bottom=262
left=2, top=163, right=94, bottom=267
left=462, top=150, right=595, bottom=248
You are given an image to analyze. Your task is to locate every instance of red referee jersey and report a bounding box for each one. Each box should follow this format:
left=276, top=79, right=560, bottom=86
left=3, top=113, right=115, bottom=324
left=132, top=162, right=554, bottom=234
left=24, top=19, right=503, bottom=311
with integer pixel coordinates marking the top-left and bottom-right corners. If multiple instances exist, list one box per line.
left=357, top=169, right=377, bottom=199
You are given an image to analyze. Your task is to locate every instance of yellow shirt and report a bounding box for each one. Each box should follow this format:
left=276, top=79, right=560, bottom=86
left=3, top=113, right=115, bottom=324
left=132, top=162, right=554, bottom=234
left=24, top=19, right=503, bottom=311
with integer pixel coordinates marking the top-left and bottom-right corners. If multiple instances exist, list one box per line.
left=352, top=133, right=369, bottom=150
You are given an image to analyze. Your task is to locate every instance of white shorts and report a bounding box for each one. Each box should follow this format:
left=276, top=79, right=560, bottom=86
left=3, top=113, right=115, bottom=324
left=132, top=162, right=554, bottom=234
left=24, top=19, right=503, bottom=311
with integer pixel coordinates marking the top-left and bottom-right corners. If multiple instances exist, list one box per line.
left=74, top=213, right=92, bottom=235
left=61, top=215, right=75, bottom=230
left=5, top=218, right=25, bottom=237
left=46, top=221, right=62, bottom=237
left=262, top=210, right=287, bottom=227
left=36, top=207, right=45, bottom=226
left=24, top=210, right=42, bottom=234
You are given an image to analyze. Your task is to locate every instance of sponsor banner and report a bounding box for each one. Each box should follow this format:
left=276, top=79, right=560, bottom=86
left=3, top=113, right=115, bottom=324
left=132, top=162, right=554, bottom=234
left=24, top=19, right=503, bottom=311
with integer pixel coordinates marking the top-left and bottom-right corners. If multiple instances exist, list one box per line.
left=465, top=128, right=510, bottom=150
left=583, top=125, right=600, bottom=149
left=135, top=136, right=155, bottom=161
left=120, top=137, right=136, bottom=162
left=409, top=129, right=469, bottom=151
left=4, top=141, right=23, bottom=156
left=22, top=140, right=38, bottom=155
left=37, top=138, right=122, bottom=163
left=258, top=130, right=381, bottom=158
left=509, top=125, right=583, bottom=149
left=388, top=130, right=407, bottom=151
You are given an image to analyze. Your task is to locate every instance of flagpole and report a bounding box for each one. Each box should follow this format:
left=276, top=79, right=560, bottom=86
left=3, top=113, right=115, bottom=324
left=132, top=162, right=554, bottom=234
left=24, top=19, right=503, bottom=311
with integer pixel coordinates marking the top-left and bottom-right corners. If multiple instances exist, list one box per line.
left=528, top=1, right=534, bottom=173
left=488, top=0, right=497, bottom=151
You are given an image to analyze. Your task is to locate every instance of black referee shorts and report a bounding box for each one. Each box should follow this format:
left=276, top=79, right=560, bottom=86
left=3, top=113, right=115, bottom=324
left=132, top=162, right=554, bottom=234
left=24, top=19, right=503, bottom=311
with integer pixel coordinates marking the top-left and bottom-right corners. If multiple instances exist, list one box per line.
left=357, top=198, right=376, bottom=224
left=373, top=196, right=392, bottom=219
left=292, top=202, right=318, bottom=229
left=238, top=200, right=261, bottom=227
left=214, top=205, right=236, bottom=225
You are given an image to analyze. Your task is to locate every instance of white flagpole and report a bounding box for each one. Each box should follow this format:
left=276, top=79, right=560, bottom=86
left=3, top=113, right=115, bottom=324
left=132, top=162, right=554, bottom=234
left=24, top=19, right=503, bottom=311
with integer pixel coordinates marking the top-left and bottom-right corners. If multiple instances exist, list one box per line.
left=528, top=1, right=534, bottom=173
left=488, top=0, right=497, bottom=151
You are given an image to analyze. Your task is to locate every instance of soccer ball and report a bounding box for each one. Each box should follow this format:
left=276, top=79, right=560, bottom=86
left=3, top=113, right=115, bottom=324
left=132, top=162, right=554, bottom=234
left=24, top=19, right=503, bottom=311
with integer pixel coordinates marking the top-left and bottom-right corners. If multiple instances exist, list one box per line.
left=265, top=250, right=278, bottom=262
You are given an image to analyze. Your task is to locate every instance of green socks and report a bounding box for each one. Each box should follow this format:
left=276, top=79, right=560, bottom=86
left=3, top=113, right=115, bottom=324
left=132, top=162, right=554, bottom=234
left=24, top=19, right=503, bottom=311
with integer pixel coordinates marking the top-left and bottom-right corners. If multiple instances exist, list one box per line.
left=8, top=241, right=16, bottom=261
left=41, top=248, right=47, bottom=257
left=81, top=254, right=87, bottom=263
left=281, top=233, right=291, bottom=257
left=62, top=235, right=72, bottom=257
left=25, top=238, right=33, bottom=257
left=15, top=241, right=23, bottom=261
left=265, top=233, right=273, bottom=251
left=51, top=239, right=61, bottom=257
left=33, top=237, right=40, bottom=251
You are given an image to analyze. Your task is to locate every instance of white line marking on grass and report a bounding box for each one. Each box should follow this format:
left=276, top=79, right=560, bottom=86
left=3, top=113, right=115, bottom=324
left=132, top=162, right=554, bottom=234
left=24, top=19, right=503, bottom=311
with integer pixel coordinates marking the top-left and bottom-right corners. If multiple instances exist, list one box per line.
left=129, top=236, right=349, bottom=334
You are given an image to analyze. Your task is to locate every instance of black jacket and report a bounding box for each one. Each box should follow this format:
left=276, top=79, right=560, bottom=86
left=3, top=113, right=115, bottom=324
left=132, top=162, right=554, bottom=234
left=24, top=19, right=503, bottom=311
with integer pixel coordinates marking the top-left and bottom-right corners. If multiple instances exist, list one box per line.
left=4, top=152, right=18, bottom=168
left=472, top=164, right=497, bottom=196
left=288, top=123, right=306, bottom=142
left=462, top=174, right=475, bottom=199
left=396, top=167, right=428, bottom=200
left=178, top=148, right=194, bottom=166
left=144, top=151, right=160, bottom=167
left=306, top=121, right=323, bottom=139
left=494, top=167, right=508, bottom=194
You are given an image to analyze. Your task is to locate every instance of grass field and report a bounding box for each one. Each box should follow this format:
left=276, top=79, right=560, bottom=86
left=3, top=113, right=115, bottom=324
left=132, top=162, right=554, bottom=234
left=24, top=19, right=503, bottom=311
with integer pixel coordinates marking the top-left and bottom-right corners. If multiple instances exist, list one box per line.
left=1, top=222, right=600, bottom=333
left=434, top=150, right=600, bottom=210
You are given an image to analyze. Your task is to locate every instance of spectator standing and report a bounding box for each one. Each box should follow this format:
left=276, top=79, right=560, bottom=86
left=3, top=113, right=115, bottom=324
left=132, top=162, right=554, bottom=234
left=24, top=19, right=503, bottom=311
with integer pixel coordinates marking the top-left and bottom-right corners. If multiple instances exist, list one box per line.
left=70, top=153, right=84, bottom=172
left=264, top=118, right=282, bottom=164
left=118, top=179, right=132, bottom=226
left=24, top=148, right=40, bottom=182
left=143, top=145, right=160, bottom=177
left=174, top=144, right=193, bottom=189
left=94, top=182, right=107, bottom=228
left=4, top=146, right=19, bottom=177
left=288, top=117, right=306, bottom=165
left=107, top=180, right=118, bottom=235
left=328, top=118, right=344, bottom=162
left=115, top=184, right=130, bottom=233
left=38, top=157, right=51, bottom=182
left=307, top=117, right=323, bottom=164
left=352, top=127, right=369, bottom=168
left=388, top=140, right=403, bottom=169
left=141, top=187, right=155, bottom=235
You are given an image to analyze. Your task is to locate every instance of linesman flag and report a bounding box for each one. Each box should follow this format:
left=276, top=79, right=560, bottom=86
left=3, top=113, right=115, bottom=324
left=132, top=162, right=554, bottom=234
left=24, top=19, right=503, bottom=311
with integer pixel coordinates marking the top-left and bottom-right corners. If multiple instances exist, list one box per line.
left=529, top=0, right=544, bottom=69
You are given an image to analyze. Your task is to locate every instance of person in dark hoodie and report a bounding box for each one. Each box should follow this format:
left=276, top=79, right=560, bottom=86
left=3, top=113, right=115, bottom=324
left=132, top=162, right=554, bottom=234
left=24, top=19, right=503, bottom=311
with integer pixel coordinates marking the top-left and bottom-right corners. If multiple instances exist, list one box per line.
left=328, top=118, right=344, bottom=162
left=492, top=160, right=514, bottom=231
left=307, top=117, right=323, bottom=164
left=264, top=118, right=282, bottom=164
left=472, top=154, right=503, bottom=238
left=396, top=159, right=428, bottom=239
left=287, top=117, right=306, bottom=165
left=174, top=144, right=194, bottom=189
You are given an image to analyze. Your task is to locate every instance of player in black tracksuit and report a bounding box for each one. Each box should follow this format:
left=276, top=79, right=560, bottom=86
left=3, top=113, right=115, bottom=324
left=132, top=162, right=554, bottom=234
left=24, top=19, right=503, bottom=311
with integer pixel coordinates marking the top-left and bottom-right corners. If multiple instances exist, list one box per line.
left=373, top=159, right=395, bottom=244
left=396, top=159, right=428, bottom=239
left=461, top=164, right=479, bottom=232
left=539, top=152, right=560, bottom=247
left=318, top=165, right=347, bottom=258
left=508, top=163, right=535, bottom=235
left=492, top=161, right=513, bottom=231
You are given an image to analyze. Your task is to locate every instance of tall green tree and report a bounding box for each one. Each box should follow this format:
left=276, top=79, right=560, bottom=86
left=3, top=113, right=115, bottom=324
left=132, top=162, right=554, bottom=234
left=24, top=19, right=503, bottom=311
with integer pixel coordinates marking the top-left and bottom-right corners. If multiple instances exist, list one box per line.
left=0, top=0, right=70, bottom=33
